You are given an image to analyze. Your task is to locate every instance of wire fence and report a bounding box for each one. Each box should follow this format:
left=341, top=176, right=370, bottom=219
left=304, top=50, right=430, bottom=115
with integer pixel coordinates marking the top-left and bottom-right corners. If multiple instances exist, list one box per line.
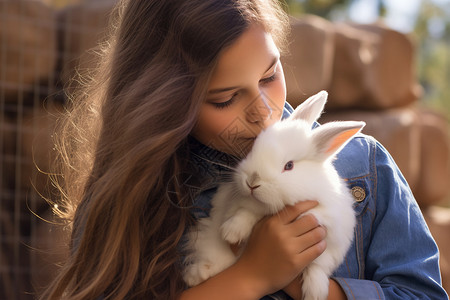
left=0, top=1, right=116, bottom=298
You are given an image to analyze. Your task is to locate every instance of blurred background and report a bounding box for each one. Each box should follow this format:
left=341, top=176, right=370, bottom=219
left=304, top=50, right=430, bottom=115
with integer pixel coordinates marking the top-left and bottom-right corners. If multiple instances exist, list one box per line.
left=0, top=0, right=449, bottom=299
left=284, top=0, right=450, bottom=120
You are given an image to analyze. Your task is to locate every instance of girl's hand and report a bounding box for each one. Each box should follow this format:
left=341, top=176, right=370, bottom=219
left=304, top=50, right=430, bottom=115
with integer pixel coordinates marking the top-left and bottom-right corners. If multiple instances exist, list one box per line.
left=283, top=274, right=303, bottom=300
left=233, top=200, right=327, bottom=296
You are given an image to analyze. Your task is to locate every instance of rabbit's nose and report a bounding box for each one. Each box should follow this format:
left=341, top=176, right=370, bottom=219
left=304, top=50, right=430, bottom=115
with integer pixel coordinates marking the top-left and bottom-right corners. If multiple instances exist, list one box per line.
left=246, top=180, right=261, bottom=192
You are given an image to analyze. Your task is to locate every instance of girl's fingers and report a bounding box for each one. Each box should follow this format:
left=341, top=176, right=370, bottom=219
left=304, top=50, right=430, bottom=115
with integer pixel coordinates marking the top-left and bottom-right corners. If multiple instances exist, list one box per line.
left=295, top=238, right=327, bottom=265
left=290, top=213, right=320, bottom=237
left=278, top=200, right=318, bottom=224
left=293, top=225, right=327, bottom=254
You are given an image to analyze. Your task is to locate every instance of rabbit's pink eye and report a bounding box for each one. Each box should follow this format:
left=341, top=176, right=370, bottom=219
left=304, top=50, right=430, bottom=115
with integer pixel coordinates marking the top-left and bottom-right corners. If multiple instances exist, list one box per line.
left=284, top=161, right=294, bottom=171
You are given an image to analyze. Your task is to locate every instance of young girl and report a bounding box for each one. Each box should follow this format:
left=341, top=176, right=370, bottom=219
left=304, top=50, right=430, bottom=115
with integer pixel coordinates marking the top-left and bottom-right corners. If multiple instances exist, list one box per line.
left=43, top=0, right=448, bottom=299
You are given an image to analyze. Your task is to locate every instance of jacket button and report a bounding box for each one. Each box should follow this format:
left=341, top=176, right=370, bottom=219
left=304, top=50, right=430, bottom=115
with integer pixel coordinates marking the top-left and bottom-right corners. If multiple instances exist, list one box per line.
left=351, top=186, right=366, bottom=202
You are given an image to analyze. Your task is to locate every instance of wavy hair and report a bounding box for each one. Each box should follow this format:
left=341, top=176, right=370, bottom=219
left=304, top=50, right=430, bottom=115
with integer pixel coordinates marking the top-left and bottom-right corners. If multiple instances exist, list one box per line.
left=42, top=0, right=289, bottom=299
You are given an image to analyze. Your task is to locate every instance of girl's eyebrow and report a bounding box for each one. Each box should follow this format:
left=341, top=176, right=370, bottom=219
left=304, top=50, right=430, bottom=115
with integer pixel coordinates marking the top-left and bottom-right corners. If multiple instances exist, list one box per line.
left=208, top=56, right=279, bottom=94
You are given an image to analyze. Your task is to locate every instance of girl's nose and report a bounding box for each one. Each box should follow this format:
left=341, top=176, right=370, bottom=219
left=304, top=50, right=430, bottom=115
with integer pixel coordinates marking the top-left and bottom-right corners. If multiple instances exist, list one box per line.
left=245, top=93, right=273, bottom=123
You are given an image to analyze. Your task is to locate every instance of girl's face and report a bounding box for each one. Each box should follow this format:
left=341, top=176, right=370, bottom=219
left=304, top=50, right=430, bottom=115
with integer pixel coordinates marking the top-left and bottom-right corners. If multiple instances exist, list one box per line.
left=191, top=24, right=287, bottom=158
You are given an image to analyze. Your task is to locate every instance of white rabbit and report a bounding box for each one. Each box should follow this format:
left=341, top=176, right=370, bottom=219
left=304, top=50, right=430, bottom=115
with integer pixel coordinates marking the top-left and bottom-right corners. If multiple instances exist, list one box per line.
left=183, top=91, right=364, bottom=300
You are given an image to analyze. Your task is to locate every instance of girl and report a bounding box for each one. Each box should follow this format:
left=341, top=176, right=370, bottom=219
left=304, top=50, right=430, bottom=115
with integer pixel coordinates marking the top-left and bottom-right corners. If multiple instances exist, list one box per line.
left=43, top=0, right=448, bottom=299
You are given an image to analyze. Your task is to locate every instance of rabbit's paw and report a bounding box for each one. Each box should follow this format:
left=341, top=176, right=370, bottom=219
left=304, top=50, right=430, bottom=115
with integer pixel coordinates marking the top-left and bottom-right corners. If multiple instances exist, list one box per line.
left=184, top=253, right=236, bottom=287
left=302, top=265, right=329, bottom=300
left=183, top=261, right=214, bottom=287
left=220, top=215, right=254, bottom=244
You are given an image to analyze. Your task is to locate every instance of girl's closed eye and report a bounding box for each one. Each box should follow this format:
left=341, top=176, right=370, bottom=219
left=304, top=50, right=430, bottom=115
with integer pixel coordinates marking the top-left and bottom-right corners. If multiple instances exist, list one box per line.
left=212, top=92, right=239, bottom=109
left=211, top=73, right=277, bottom=110
left=259, top=59, right=280, bottom=85
left=259, top=72, right=277, bottom=85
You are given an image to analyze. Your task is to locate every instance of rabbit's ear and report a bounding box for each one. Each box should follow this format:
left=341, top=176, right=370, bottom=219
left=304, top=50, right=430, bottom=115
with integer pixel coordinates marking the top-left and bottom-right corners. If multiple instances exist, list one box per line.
left=289, top=90, right=328, bottom=126
left=312, top=121, right=366, bottom=160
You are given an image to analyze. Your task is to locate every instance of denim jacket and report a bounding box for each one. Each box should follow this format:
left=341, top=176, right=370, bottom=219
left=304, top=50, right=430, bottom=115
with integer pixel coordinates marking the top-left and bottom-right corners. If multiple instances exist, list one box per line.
left=188, top=102, right=448, bottom=300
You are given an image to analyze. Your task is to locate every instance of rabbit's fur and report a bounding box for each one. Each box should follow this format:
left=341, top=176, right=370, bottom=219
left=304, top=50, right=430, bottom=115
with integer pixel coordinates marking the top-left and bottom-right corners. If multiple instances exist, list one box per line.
left=183, top=91, right=364, bottom=300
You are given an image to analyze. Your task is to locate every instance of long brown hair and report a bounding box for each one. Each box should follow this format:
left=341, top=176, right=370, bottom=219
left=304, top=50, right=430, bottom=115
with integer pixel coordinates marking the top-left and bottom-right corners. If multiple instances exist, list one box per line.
left=43, top=0, right=289, bottom=299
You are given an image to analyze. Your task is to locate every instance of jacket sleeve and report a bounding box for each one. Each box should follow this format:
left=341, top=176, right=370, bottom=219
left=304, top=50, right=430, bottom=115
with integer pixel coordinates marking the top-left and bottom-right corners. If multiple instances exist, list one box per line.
left=334, top=138, right=448, bottom=299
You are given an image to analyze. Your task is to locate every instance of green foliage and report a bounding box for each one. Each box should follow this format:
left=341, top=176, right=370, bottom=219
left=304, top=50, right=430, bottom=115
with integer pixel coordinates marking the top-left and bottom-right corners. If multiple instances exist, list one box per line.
left=282, top=0, right=351, bottom=17
left=281, top=0, right=305, bottom=15
left=413, top=0, right=450, bottom=121
left=45, top=0, right=80, bottom=8
left=282, top=0, right=386, bottom=18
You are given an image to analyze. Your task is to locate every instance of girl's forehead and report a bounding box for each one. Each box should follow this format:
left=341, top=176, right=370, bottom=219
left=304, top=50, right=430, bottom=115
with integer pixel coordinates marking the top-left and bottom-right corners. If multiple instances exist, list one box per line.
left=207, top=24, right=280, bottom=90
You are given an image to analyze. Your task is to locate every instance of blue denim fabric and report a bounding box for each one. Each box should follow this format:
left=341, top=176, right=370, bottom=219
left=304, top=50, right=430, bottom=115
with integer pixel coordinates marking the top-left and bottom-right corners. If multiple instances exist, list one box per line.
left=190, top=102, right=448, bottom=299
